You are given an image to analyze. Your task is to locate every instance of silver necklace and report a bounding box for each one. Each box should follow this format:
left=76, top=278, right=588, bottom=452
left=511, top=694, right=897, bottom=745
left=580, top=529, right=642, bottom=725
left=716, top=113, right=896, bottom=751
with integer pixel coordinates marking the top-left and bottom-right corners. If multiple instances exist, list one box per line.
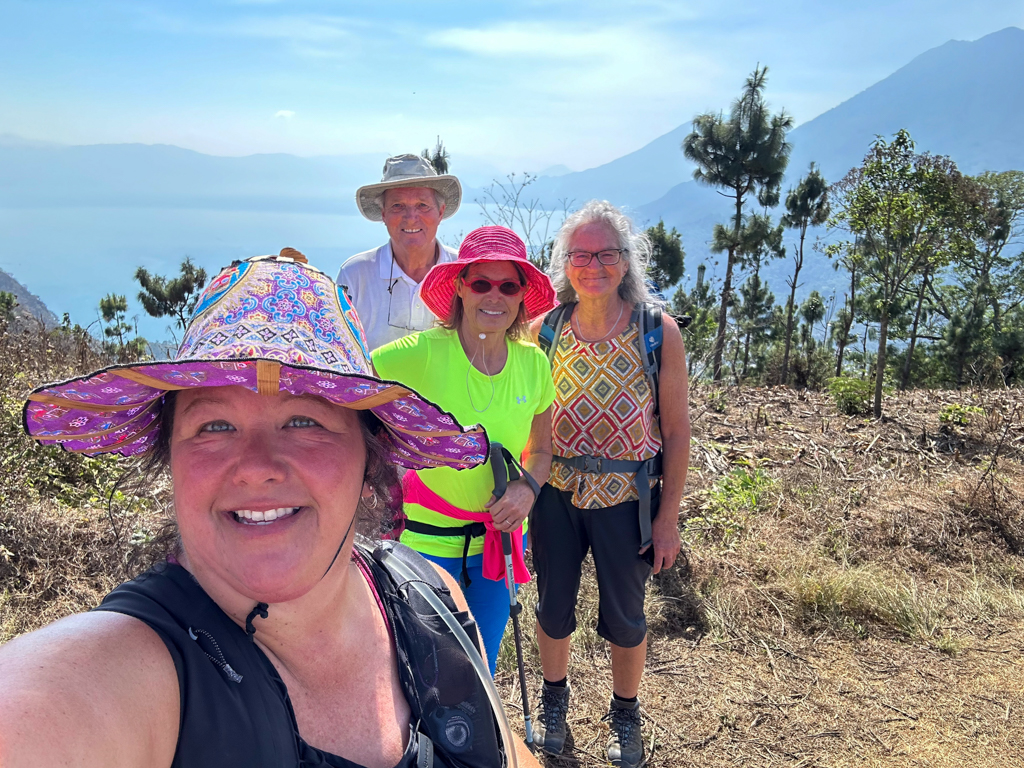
left=465, top=333, right=497, bottom=413
left=573, top=301, right=626, bottom=343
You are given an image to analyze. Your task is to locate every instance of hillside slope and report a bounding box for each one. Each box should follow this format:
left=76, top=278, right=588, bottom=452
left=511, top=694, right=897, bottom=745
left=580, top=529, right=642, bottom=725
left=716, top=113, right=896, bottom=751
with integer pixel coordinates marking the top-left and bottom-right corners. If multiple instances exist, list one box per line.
left=637, top=27, right=1024, bottom=299
left=0, top=269, right=59, bottom=328
left=3, top=364, right=1022, bottom=766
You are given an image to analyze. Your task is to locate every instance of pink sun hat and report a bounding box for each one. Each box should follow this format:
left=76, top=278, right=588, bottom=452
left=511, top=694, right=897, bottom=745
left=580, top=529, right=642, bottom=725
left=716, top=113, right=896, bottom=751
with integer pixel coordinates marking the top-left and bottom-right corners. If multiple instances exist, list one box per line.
left=419, top=225, right=556, bottom=321
left=23, top=252, right=488, bottom=470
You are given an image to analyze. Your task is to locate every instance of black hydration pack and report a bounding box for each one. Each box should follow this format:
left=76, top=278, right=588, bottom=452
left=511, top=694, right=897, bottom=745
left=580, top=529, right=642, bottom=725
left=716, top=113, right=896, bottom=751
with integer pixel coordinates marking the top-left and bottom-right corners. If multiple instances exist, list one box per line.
left=537, top=301, right=665, bottom=415
left=95, top=541, right=504, bottom=768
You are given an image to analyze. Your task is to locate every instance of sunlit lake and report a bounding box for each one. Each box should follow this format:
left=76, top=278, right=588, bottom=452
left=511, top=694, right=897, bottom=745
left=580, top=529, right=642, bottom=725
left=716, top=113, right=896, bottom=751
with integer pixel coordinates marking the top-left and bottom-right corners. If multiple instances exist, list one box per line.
left=0, top=205, right=482, bottom=342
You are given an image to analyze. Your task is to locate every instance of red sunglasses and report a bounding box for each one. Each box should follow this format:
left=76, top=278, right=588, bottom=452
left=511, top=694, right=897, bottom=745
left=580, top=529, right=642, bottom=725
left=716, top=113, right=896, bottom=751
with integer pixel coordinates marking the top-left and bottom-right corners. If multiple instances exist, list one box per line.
left=464, top=278, right=525, bottom=297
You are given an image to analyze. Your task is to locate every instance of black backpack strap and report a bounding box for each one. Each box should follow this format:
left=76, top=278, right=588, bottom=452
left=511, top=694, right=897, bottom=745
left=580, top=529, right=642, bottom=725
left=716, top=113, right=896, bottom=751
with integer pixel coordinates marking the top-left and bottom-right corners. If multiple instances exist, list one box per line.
left=369, top=540, right=460, bottom=613
left=369, top=541, right=504, bottom=768
left=400, top=521, right=488, bottom=589
left=552, top=453, right=663, bottom=551
left=489, top=442, right=541, bottom=500
left=537, top=302, right=575, bottom=365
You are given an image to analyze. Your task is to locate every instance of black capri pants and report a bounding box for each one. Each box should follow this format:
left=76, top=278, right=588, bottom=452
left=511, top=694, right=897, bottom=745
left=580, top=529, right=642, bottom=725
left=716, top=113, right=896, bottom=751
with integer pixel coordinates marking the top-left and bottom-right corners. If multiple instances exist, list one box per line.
left=531, top=482, right=660, bottom=649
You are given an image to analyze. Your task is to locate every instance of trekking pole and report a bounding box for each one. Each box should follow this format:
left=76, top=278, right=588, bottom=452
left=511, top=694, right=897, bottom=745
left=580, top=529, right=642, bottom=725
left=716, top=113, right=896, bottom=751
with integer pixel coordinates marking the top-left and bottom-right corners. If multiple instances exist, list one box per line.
left=489, top=442, right=535, bottom=749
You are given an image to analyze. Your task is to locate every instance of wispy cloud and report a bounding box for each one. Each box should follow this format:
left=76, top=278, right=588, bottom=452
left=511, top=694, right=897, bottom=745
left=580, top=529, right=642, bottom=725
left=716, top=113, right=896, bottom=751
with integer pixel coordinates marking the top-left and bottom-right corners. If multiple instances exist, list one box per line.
left=274, top=110, right=295, bottom=119
left=427, top=20, right=719, bottom=102
left=427, top=22, right=625, bottom=59
left=223, top=15, right=352, bottom=43
left=131, top=7, right=355, bottom=47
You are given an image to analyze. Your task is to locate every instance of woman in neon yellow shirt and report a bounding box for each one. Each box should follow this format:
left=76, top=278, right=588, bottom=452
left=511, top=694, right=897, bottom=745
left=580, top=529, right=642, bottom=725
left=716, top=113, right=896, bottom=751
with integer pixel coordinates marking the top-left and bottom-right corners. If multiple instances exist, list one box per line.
left=373, top=225, right=555, bottom=674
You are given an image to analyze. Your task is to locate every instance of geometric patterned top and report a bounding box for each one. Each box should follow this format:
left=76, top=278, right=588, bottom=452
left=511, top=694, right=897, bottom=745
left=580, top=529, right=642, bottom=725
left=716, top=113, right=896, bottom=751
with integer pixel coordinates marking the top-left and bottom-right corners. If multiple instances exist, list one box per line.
left=549, top=318, right=662, bottom=508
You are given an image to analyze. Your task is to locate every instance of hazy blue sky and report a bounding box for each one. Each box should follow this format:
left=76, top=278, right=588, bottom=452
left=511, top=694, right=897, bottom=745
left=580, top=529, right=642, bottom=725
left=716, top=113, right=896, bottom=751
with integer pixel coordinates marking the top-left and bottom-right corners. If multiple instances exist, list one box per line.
left=2, top=0, right=1022, bottom=171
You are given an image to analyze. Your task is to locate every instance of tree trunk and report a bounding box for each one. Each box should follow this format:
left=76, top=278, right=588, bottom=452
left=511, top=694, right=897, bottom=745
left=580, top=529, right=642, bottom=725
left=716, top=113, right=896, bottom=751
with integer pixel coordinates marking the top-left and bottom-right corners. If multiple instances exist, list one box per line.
left=873, top=309, right=889, bottom=418
left=712, top=251, right=735, bottom=382
left=780, top=227, right=806, bottom=386
left=713, top=191, right=745, bottom=382
left=730, top=328, right=742, bottom=384
left=781, top=288, right=798, bottom=385
left=741, top=328, right=752, bottom=379
left=861, top=324, right=869, bottom=378
left=782, top=299, right=798, bottom=385
left=835, top=267, right=857, bottom=377
left=835, top=306, right=851, bottom=377
left=900, top=275, right=928, bottom=390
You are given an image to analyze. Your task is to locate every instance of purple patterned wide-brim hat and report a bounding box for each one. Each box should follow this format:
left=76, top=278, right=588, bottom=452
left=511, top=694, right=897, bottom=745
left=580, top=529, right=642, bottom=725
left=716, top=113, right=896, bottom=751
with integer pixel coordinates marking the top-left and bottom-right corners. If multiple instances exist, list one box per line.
left=22, top=252, right=488, bottom=470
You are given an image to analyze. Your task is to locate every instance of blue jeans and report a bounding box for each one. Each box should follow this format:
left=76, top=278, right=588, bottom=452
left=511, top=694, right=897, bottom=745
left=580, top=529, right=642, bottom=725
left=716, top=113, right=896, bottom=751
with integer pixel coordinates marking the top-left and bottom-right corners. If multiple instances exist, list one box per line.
left=418, top=548, right=523, bottom=677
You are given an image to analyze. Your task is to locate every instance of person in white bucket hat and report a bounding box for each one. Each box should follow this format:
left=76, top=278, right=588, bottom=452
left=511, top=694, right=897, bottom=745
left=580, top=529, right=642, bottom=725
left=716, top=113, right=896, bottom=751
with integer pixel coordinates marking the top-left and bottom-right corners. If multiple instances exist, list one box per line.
left=338, top=154, right=463, bottom=352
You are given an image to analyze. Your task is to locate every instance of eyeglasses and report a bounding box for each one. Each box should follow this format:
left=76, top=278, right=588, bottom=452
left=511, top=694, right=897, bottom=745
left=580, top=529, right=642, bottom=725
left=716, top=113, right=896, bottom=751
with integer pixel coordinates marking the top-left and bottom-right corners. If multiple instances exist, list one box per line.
left=567, top=248, right=627, bottom=267
left=465, top=278, right=524, bottom=297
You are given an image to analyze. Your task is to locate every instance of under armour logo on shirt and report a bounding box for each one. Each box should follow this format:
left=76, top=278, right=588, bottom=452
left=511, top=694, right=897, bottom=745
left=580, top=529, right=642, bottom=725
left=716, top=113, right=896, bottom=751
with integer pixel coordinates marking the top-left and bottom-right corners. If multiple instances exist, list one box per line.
left=516, top=396, right=527, bottom=404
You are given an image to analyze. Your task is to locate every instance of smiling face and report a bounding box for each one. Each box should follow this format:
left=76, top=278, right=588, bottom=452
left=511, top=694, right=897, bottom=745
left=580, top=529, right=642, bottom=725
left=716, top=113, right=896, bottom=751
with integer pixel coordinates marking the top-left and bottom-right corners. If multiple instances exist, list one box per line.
left=564, top=220, right=629, bottom=302
left=381, top=186, right=445, bottom=253
left=455, top=261, right=525, bottom=338
left=169, top=386, right=368, bottom=604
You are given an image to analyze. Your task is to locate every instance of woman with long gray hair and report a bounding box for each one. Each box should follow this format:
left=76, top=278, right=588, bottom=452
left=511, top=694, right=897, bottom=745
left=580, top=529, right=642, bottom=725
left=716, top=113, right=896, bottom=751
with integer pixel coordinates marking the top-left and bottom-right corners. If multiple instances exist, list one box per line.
left=528, top=200, right=691, bottom=768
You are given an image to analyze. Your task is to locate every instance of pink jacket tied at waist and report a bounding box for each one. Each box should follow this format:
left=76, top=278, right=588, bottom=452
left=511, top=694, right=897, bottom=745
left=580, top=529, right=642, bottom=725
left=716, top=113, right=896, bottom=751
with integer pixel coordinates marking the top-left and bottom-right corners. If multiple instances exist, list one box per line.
left=402, top=471, right=531, bottom=586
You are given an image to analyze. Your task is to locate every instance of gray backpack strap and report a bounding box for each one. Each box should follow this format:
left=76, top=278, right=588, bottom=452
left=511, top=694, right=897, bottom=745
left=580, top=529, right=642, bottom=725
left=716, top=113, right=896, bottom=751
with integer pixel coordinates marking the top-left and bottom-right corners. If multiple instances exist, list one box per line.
left=637, top=304, right=663, bottom=416
left=416, top=730, right=434, bottom=768
left=538, top=302, right=575, bottom=366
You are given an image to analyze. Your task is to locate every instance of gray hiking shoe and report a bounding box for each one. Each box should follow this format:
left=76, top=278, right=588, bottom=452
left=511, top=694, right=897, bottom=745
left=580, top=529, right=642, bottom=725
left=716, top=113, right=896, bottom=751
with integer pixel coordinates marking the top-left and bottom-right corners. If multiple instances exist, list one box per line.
left=603, top=697, right=643, bottom=768
left=533, top=682, right=570, bottom=755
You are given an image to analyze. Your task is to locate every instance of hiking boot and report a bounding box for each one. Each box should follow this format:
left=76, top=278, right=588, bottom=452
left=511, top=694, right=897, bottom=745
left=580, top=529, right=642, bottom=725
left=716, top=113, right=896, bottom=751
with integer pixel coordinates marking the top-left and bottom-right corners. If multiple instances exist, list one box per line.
left=533, top=681, right=570, bottom=755
left=603, top=697, right=643, bottom=768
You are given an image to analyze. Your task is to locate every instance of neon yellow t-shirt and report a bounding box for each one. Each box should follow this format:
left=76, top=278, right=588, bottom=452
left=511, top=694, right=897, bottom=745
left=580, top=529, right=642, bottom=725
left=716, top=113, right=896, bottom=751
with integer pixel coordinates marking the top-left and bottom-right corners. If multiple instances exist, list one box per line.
left=372, top=327, right=555, bottom=558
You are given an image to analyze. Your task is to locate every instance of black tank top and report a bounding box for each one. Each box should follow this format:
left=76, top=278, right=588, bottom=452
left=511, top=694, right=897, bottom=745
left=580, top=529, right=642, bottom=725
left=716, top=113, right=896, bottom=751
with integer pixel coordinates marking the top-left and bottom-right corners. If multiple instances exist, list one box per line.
left=94, top=542, right=502, bottom=768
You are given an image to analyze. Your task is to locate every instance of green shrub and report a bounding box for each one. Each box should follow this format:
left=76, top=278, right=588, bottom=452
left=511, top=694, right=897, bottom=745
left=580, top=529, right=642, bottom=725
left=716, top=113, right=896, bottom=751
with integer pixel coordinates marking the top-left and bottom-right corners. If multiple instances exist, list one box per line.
left=707, top=388, right=728, bottom=413
left=0, top=392, right=124, bottom=508
left=685, top=462, right=776, bottom=547
left=827, top=376, right=873, bottom=416
left=938, top=403, right=984, bottom=428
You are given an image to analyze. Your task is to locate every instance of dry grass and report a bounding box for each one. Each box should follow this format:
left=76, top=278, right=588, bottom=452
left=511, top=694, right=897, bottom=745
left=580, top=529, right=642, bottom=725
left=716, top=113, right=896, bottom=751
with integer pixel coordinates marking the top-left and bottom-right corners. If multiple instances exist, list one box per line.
left=494, top=386, right=1024, bottom=766
left=2, top=327, right=1023, bottom=766
left=0, top=321, right=170, bottom=642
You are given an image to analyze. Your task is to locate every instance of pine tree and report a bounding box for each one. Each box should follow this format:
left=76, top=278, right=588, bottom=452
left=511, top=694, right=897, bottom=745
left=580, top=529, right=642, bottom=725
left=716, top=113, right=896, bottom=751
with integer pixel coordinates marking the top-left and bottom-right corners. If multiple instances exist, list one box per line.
left=646, top=220, right=685, bottom=292
left=135, top=257, right=208, bottom=337
left=421, top=136, right=451, bottom=175
left=780, top=164, right=829, bottom=385
left=683, top=66, right=793, bottom=381
left=99, top=294, right=147, bottom=362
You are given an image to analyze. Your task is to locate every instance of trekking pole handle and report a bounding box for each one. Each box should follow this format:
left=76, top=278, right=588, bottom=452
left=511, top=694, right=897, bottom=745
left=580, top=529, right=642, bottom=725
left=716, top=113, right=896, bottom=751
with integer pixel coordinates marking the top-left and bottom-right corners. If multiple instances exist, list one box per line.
left=489, top=442, right=508, bottom=500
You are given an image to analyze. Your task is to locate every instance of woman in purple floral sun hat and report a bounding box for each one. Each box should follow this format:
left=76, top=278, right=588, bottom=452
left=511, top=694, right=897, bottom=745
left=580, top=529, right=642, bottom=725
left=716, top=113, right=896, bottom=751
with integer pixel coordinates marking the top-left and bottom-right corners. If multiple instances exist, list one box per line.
left=1, top=251, right=540, bottom=768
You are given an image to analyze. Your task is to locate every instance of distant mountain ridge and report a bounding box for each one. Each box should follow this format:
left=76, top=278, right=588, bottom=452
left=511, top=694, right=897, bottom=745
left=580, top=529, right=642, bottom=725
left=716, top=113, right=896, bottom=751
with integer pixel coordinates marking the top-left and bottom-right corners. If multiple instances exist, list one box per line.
left=3, top=28, right=1020, bottom=219
left=632, top=26, right=1024, bottom=300
left=1, top=27, right=1021, bottom=328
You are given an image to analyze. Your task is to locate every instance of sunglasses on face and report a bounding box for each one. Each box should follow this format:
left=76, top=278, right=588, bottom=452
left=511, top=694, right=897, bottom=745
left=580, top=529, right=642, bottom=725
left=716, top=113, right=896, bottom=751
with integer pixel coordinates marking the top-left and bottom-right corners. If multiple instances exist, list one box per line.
left=464, top=278, right=525, bottom=296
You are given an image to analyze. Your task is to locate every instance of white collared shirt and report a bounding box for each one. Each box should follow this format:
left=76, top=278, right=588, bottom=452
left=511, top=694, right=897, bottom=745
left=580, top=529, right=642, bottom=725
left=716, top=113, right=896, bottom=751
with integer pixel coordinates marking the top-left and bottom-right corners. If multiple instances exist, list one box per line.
left=336, top=240, right=458, bottom=353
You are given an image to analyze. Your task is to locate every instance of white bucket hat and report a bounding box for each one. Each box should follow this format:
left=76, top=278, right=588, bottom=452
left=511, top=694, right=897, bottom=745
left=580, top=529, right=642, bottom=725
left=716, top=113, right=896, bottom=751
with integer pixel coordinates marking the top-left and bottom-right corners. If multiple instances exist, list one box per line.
left=355, top=154, right=462, bottom=222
